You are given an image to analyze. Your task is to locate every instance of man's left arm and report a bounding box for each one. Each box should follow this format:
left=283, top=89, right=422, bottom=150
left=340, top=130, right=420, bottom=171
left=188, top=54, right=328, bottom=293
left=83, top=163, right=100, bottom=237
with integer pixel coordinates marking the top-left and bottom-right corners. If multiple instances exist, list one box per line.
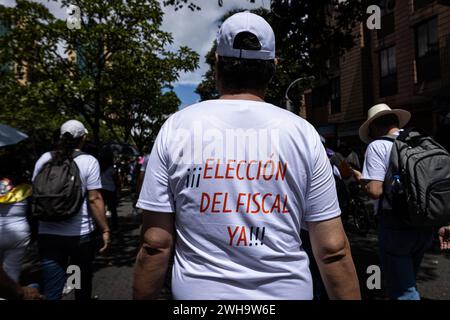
left=133, top=212, right=174, bottom=300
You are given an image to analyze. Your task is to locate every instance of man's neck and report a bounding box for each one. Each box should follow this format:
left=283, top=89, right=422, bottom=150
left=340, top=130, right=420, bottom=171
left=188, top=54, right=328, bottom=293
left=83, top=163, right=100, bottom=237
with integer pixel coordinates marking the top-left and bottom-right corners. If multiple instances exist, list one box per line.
left=219, top=93, right=265, bottom=102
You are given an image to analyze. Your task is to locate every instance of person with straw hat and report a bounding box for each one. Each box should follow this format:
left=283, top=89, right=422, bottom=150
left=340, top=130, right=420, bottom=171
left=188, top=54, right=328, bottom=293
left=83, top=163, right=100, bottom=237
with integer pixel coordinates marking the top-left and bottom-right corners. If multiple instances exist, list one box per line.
left=355, top=103, right=434, bottom=300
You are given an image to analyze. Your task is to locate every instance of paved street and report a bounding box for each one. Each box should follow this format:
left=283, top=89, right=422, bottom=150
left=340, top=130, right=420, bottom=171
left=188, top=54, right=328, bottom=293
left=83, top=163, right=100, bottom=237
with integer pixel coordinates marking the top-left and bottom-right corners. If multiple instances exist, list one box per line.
left=63, top=195, right=450, bottom=300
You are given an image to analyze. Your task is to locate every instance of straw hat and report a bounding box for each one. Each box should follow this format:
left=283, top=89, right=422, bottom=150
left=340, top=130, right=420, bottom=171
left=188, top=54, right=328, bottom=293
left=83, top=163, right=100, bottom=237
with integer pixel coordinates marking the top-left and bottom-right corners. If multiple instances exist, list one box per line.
left=359, top=104, right=411, bottom=144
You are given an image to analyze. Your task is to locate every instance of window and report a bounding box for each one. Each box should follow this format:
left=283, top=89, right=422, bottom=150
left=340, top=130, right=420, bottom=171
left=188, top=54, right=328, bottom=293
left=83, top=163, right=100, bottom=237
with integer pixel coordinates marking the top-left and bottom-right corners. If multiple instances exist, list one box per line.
left=330, top=77, right=341, bottom=114
left=379, top=46, right=398, bottom=97
left=415, top=18, right=440, bottom=82
left=381, top=0, right=396, bottom=15
left=378, top=0, right=395, bottom=37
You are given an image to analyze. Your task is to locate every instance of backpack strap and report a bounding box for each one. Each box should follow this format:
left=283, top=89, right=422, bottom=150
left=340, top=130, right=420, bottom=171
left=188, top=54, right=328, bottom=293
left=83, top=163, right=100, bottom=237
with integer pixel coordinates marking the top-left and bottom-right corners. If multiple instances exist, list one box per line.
left=376, top=134, right=397, bottom=143
left=68, top=150, right=89, bottom=204
left=71, top=150, right=86, bottom=160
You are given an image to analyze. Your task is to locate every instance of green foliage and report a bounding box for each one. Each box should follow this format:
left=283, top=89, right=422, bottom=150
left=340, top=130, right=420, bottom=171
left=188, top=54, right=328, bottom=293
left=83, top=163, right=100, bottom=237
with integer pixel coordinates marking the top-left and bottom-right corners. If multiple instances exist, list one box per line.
left=0, top=0, right=199, bottom=153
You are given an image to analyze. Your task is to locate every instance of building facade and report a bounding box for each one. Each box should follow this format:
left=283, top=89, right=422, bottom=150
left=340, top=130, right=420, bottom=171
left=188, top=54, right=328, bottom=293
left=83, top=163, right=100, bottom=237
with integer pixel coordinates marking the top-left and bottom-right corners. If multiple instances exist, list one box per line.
left=303, top=0, right=450, bottom=151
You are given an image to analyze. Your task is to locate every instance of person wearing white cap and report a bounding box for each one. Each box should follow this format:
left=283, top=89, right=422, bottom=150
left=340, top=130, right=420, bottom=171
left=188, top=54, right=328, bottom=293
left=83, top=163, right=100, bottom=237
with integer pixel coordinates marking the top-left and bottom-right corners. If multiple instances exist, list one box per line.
left=134, top=12, right=360, bottom=300
left=32, top=119, right=110, bottom=300
left=355, top=104, right=433, bottom=300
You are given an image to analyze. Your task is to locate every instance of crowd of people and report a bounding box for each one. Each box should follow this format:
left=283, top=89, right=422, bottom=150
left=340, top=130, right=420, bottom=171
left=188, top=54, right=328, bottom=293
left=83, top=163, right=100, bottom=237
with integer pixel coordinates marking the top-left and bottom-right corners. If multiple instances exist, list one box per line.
left=1, top=12, right=450, bottom=301
left=0, top=120, right=147, bottom=300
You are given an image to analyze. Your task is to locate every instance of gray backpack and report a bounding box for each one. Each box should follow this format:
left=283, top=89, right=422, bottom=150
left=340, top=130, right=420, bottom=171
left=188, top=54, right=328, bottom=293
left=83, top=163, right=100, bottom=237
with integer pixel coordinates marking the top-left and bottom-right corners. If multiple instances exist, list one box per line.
left=32, top=151, right=85, bottom=222
left=381, top=129, right=450, bottom=228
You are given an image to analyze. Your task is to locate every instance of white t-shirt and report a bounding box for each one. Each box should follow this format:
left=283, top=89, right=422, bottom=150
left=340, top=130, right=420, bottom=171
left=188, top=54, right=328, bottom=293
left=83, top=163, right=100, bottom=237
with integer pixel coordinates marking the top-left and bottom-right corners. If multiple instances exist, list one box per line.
left=32, top=152, right=102, bottom=236
left=137, top=99, right=341, bottom=300
left=140, top=154, right=150, bottom=172
left=362, top=133, right=399, bottom=211
left=0, top=200, right=30, bottom=234
left=101, top=166, right=116, bottom=192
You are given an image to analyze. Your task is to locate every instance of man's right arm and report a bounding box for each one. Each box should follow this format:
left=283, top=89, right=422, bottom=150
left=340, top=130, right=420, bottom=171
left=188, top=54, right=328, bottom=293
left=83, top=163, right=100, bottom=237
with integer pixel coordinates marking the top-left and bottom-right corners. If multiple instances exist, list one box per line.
left=308, top=217, right=361, bottom=300
left=88, top=189, right=110, bottom=253
left=133, top=212, right=174, bottom=300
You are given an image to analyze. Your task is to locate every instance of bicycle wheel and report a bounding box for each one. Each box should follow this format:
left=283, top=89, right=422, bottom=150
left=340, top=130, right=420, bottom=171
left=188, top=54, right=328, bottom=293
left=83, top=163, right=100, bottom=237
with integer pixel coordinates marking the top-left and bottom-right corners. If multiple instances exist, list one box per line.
left=353, top=200, right=370, bottom=236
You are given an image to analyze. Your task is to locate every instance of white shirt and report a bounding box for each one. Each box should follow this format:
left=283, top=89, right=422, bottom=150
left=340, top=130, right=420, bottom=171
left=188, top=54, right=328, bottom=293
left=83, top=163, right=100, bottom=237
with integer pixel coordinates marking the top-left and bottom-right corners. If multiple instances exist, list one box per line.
left=137, top=99, right=341, bottom=300
left=32, top=152, right=102, bottom=236
left=362, top=133, right=399, bottom=211
left=140, top=154, right=150, bottom=172
left=0, top=200, right=30, bottom=234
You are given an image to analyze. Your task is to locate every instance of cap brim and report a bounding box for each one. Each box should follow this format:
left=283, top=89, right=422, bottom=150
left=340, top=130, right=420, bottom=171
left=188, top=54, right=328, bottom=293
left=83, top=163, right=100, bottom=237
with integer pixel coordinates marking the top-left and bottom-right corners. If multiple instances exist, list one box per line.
left=359, top=109, right=411, bottom=144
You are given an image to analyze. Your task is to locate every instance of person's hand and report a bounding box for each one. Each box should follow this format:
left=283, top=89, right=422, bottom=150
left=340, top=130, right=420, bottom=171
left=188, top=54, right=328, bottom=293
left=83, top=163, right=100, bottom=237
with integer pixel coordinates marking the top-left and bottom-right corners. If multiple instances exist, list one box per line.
left=352, top=169, right=362, bottom=182
left=99, top=230, right=111, bottom=254
left=20, top=287, right=44, bottom=300
left=438, top=226, right=450, bottom=251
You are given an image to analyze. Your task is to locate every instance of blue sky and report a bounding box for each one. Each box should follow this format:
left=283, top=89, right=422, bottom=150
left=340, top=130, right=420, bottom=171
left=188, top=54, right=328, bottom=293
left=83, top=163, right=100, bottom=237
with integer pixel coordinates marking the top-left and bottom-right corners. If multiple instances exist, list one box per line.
left=175, top=84, right=200, bottom=109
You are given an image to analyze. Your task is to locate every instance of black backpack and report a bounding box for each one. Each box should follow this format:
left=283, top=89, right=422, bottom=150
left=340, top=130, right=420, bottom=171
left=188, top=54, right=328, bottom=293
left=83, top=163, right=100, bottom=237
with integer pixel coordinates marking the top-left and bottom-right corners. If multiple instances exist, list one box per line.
left=381, top=129, right=450, bottom=228
left=32, top=151, right=85, bottom=222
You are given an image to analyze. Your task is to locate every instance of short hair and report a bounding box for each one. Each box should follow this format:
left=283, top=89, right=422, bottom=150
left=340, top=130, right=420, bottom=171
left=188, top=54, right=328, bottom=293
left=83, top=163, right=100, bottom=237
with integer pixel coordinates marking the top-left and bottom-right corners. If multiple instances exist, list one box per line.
left=371, top=114, right=399, bottom=129
left=217, top=56, right=276, bottom=93
left=216, top=31, right=276, bottom=93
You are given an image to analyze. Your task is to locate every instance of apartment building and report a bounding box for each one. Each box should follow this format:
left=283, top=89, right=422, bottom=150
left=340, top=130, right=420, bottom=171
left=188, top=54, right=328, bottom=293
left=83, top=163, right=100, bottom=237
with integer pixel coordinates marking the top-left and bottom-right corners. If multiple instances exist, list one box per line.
left=303, top=0, right=450, bottom=151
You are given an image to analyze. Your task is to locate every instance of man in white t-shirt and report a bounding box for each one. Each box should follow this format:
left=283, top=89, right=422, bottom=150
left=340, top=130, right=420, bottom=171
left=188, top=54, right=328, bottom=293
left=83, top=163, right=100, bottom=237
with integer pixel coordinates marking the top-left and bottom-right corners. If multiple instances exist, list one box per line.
left=355, top=104, right=433, bottom=300
left=133, top=12, right=360, bottom=300
left=32, top=120, right=110, bottom=300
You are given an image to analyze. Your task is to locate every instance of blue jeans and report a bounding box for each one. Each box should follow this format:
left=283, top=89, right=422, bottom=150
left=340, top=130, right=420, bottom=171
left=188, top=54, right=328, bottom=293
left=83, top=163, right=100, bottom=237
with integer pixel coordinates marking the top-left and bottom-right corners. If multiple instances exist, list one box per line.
left=378, top=219, right=433, bottom=300
left=38, top=232, right=98, bottom=300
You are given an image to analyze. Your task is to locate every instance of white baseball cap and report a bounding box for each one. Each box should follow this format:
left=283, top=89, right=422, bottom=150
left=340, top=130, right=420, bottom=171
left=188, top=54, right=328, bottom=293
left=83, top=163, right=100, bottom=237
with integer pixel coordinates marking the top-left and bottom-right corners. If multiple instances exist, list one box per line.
left=60, top=120, right=88, bottom=138
left=217, top=11, right=275, bottom=60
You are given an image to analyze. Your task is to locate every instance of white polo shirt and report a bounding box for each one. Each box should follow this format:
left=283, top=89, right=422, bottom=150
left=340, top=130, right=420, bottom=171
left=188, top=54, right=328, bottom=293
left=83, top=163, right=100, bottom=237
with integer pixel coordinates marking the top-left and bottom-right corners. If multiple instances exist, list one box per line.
left=137, top=99, right=341, bottom=300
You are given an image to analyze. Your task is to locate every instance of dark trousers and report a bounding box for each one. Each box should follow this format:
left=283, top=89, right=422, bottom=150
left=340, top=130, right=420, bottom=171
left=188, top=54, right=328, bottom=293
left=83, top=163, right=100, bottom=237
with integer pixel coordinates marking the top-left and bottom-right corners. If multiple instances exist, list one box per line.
left=38, top=233, right=98, bottom=300
left=101, top=190, right=118, bottom=231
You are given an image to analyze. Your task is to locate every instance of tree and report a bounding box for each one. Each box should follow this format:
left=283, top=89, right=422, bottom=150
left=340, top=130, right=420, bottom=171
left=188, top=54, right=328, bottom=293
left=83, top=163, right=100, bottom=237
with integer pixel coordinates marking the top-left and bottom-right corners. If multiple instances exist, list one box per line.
left=194, top=1, right=369, bottom=109
left=0, top=0, right=199, bottom=152
left=0, top=0, right=68, bottom=156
